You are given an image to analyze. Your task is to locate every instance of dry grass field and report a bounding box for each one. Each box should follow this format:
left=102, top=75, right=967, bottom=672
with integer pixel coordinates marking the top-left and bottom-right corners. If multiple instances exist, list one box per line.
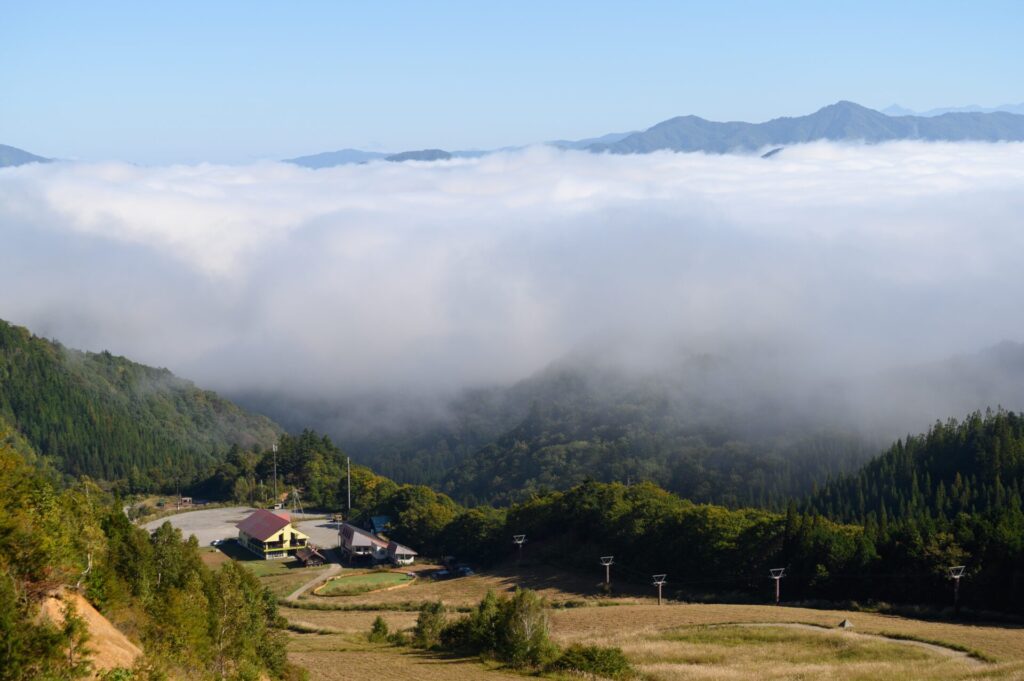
left=267, top=564, right=1024, bottom=681
left=286, top=632, right=525, bottom=681
left=294, top=561, right=631, bottom=608
left=548, top=604, right=1024, bottom=680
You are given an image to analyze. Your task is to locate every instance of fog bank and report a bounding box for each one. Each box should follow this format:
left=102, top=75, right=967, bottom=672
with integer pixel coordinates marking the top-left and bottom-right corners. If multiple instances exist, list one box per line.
left=2, top=142, right=1023, bottom=421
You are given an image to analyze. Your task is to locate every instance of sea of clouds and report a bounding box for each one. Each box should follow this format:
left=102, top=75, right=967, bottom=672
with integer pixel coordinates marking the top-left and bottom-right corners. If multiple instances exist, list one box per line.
left=2, top=142, right=1023, bottom=402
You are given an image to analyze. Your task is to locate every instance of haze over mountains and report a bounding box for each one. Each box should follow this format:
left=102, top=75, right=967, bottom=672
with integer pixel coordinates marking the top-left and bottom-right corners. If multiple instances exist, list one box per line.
left=7, top=100, right=1023, bottom=168
left=0, top=143, right=50, bottom=167
left=285, top=100, right=1024, bottom=168
left=883, top=102, right=1024, bottom=116
left=4, top=101, right=1024, bottom=505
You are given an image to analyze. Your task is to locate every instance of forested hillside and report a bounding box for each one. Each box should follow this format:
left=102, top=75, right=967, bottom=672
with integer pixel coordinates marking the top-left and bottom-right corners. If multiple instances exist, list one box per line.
left=0, top=415, right=298, bottom=680
left=251, top=343, right=1024, bottom=509
left=282, top=358, right=880, bottom=508
left=232, top=419, right=1023, bottom=614
left=0, top=319, right=280, bottom=489
left=803, top=410, right=1024, bottom=610
left=810, top=409, right=1024, bottom=523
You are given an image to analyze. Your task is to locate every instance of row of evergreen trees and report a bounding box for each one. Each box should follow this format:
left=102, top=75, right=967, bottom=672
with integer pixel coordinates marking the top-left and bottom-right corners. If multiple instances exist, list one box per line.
left=805, top=409, right=1024, bottom=611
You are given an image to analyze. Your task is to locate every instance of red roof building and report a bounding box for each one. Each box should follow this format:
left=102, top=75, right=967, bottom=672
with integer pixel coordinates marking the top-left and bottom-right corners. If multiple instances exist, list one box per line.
left=236, top=509, right=309, bottom=559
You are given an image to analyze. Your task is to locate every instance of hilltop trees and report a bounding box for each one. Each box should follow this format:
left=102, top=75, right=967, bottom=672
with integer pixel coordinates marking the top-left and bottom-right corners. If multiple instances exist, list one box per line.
left=0, top=318, right=279, bottom=491
left=0, top=417, right=296, bottom=681
left=808, top=410, right=1024, bottom=611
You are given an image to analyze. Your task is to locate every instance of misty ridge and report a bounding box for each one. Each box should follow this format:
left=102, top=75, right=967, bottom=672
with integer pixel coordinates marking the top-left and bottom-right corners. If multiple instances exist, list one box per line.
left=2, top=140, right=1024, bottom=495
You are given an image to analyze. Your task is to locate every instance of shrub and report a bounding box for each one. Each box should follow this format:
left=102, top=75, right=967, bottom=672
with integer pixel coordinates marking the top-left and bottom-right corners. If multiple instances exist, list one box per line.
left=387, top=630, right=410, bottom=646
left=368, top=615, right=390, bottom=643
left=429, top=588, right=558, bottom=669
left=439, top=616, right=473, bottom=650
left=494, top=589, right=557, bottom=669
left=98, top=669, right=136, bottom=681
left=413, top=601, right=446, bottom=648
left=548, top=644, right=634, bottom=679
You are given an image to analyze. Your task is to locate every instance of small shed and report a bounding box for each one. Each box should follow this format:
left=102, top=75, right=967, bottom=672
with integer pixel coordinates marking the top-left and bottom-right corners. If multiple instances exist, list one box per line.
left=295, top=546, right=327, bottom=567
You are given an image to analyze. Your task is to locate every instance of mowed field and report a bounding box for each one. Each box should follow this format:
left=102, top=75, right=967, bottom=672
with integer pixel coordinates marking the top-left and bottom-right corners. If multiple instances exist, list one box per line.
left=293, top=561, right=639, bottom=607
left=268, top=562, right=1024, bottom=681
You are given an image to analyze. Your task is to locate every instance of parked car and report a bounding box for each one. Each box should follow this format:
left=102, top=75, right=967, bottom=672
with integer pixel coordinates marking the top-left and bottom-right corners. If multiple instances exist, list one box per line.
left=456, top=565, right=474, bottom=577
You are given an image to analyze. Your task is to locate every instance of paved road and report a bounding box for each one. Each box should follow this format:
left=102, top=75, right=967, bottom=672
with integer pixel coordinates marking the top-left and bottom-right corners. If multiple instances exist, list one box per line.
left=285, top=563, right=342, bottom=602
left=142, top=506, right=330, bottom=546
left=294, top=518, right=342, bottom=549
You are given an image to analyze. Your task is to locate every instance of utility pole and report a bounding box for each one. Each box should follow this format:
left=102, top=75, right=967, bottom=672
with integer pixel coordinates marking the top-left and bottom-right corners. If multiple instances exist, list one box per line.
left=272, top=443, right=278, bottom=503
left=770, top=568, right=786, bottom=606
left=652, top=574, right=667, bottom=605
left=600, top=556, right=614, bottom=589
left=513, top=534, right=526, bottom=565
left=948, top=565, right=965, bottom=615
left=347, top=456, right=351, bottom=516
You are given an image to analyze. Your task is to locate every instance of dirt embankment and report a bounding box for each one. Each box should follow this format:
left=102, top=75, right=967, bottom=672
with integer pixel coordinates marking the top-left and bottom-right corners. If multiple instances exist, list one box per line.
left=41, top=591, right=142, bottom=676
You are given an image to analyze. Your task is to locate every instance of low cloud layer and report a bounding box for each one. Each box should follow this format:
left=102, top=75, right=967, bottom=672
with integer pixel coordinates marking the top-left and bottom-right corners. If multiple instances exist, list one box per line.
left=2, top=143, right=1024, bottom=409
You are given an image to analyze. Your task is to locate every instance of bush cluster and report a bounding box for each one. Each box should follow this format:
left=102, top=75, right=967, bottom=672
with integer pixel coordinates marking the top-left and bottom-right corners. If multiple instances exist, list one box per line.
left=382, top=589, right=634, bottom=677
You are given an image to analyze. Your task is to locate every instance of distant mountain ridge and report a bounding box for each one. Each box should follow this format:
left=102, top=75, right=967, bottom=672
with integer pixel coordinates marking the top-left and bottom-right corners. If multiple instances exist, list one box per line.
left=283, top=148, right=388, bottom=168
left=0, top=144, right=50, bottom=167
left=9, top=100, right=1024, bottom=168
left=883, top=102, right=1024, bottom=117
left=285, top=101, right=1024, bottom=168
left=591, top=101, right=1024, bottom=154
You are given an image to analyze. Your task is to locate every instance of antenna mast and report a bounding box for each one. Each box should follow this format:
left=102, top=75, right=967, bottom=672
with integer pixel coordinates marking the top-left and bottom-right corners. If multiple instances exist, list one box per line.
left=272, top=443, right=278, bottom=502
left=347, top=456, right=351, bottom=515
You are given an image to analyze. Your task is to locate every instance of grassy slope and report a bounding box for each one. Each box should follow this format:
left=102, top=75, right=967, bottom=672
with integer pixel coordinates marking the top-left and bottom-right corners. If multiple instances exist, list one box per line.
left=263, top=562, right=1024, bottom=681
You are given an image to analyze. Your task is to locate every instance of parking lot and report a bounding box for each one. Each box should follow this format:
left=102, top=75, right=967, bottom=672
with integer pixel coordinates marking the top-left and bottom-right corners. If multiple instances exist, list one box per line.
left=142, top=506, right=341, bottom=549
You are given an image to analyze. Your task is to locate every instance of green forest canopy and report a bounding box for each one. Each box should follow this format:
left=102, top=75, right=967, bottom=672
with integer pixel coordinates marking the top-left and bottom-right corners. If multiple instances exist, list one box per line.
left=0, top=318, right=280, bottom=489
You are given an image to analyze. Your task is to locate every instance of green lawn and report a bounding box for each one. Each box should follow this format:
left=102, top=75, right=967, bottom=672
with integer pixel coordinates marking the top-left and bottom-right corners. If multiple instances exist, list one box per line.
left=317, top=571, right=413, bottom=596
left=241, top=558, right=319, bottom=578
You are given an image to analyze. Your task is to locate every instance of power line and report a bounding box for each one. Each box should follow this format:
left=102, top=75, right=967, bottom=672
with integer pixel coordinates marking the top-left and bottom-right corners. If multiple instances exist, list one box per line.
left=769, top=568, right=786, bottom=605
left=513, top=534, right=526, bottom=565
left=652, top=574, right=667, bottom=605
left=600, top=555, right=614, bottom=589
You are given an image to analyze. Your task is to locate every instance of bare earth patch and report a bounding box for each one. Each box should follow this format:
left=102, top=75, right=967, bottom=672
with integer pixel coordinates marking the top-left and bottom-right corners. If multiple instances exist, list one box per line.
left=41, top=592, right=142, bottom=676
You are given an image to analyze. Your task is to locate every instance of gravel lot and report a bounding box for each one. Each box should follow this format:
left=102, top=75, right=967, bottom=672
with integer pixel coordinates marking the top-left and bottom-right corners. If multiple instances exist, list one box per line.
left=142, top=506, right=338, bottom=548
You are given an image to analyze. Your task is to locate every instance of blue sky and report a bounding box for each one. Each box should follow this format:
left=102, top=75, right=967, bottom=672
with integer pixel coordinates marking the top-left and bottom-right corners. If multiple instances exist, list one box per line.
left=2, top=1, right=1022, bottom=163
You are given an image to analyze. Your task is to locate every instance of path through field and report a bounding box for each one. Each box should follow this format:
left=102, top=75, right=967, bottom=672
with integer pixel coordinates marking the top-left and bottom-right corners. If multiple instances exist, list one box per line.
left=285, top=563, right=341, bottom=602
left=720, top=622, right=983, bottom=665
